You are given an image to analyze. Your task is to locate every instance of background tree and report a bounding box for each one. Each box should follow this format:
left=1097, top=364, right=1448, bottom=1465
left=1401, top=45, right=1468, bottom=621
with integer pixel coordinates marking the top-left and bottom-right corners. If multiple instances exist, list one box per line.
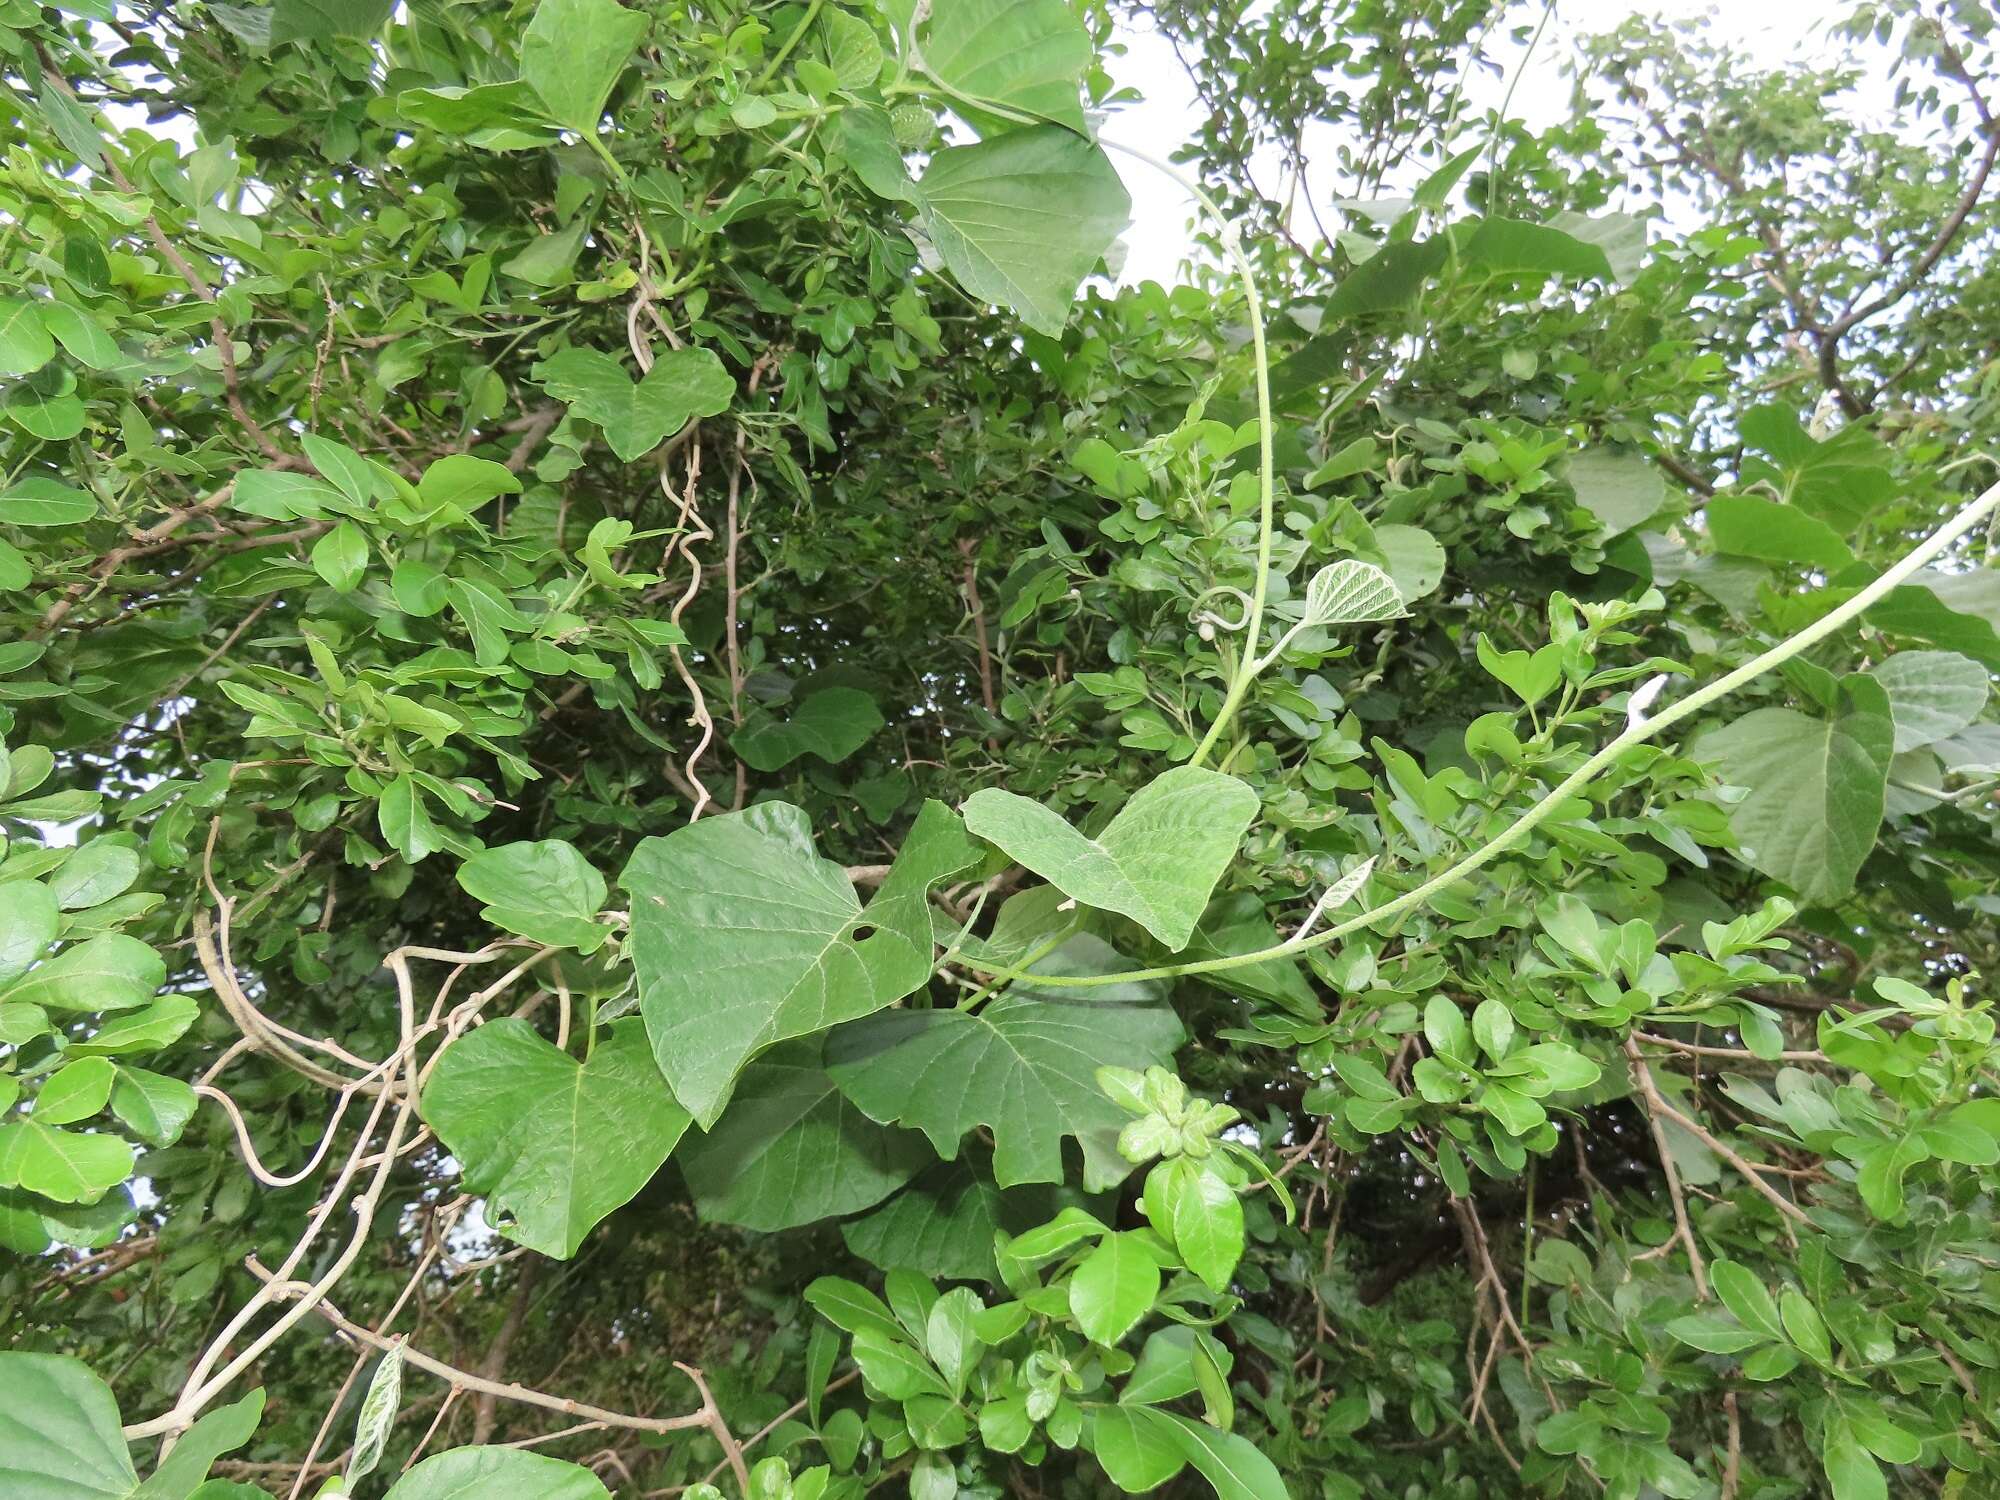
left=3, top=3, right=1999, bottom=1499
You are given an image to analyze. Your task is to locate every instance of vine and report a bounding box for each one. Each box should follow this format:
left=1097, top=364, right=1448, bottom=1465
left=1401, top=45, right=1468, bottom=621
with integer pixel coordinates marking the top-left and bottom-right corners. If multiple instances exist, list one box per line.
left=5, top=4, right=2000, bottom=1500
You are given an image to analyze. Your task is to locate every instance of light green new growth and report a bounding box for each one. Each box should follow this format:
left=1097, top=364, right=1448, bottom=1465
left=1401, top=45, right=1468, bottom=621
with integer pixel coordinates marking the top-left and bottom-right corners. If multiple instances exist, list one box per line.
left=1094, top=140, right=1279, bottom=769
left=985, top=477, right=2000, bottom=988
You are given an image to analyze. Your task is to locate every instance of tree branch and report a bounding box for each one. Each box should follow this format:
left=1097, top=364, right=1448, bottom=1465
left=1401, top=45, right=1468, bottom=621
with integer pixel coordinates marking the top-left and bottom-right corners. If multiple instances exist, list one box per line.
left=244, top=1262, right=718, bottom=1438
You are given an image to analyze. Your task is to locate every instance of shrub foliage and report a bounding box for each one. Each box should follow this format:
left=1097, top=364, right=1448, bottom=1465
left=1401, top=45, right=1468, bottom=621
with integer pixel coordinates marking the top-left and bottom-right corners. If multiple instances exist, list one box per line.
left=4, top=2, right=2000, bottom=1498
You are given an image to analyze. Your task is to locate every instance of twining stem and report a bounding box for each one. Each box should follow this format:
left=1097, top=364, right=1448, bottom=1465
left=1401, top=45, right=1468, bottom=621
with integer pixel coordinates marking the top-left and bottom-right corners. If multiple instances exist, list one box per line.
left=1096, top=140, right=1279, bottom=768
left=875, top=103, right=1282, bottom=766
left=981, top=478, right=2000, bottom=988
left=756, top=0, right=825, bottom=87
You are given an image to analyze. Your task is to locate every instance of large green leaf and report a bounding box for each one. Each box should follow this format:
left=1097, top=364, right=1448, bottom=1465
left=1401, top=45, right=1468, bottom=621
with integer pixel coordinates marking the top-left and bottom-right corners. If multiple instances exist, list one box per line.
left=916, top=127, right=1130, bottom=338
left=385, top=1448, right=611, bottom=1500
left=2, top=934, right=164, bottom=1012
left=109, top=1067, right=197, bottom=1147
left=1707, top=495, right=1854, bottom=569
left=840, top=1154, right=1064, bottom=1280
left=1324, top=237, right=1446, bottom=319
left=0, top=297, right=55, bottom=377
left=730, top=686, right=885, bottom=771
left=962, top=765, right=1259, bottom=950
left=393, top=81, right=559, bottom=150
left=0, top=878, right=57, bottom=984
left=1458, top=216, right=1615, bottom=281
left=268, top=0, right=395, bottom=43
left=825, top=937, right=1185, bottom=1189
left=421, top=1017, right=689, bottom=1258
left=519, top=0, right=649, bottom=132
left=534, top=346, right=734, bottom=462
left=1865, top=649, right=1989, bottom=752
left=0, top=1352, right=138, bottom=1499
left=1861, top=569, right=2000, bottom=672
left=1821, top=1426, right=1888, bottom=1500
left=916, top=0, right=1091, bottom=131
left=623, top=799, right=981, bottom=1127
left=1092, top=1405, right=1189, bottom=1492
left=455, top=840, right=609, bottom=953
left=677, top=1039, right=931, bottom=1230
left=1163, top=1411, right=1292, bottom=1500
left=1738, top=404, right=1895, bottom=529
left=1546, top=210, right=1647, bottom=283
left=136, top=1391, right=265, bottom=1500
left=1566, top=448, right=1666, bottom=535
left=1694, top=676, right=1894, bottom=906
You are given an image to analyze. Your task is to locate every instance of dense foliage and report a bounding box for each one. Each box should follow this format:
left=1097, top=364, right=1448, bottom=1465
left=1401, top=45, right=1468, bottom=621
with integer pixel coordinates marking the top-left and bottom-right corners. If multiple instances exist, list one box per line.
left=5, top=2, right=2000, bottom=1498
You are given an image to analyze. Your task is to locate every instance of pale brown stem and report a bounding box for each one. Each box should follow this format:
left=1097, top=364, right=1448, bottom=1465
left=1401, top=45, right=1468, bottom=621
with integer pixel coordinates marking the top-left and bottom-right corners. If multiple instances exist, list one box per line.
left=472, top=1258, right=544, bottom=1443
left=244, top=1264, right=717, bottom=1438
left=1639, top=1080, right=1811, bottom=1242
left=1625, top=1039, right=1710, bottom=1298
left=958, top=536, right=999, bottom=750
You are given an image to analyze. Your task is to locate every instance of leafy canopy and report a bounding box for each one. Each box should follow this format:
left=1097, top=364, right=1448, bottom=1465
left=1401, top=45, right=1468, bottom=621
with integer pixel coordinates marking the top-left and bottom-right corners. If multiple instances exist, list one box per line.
left=6, top=3, right=2000, bottom=1500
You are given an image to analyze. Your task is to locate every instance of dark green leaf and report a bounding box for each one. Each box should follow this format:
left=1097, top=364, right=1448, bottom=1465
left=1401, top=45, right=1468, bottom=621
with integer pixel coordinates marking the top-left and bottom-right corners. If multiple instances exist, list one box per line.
left=623, top=800, right=981, bottom=1126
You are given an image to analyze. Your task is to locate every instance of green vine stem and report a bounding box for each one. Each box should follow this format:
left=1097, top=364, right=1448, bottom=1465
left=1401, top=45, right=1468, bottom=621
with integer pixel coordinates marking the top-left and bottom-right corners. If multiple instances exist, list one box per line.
left=873, top=86, right=1284, bottom=768
left=980, top=477, right=2000, bottom=988
left=1095, top=140, right=1279, bottom=768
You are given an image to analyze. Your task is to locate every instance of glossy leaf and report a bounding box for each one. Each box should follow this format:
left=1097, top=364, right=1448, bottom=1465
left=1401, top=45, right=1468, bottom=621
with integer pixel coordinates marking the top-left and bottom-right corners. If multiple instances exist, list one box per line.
left=0, top=1120, right=135, bottom=1203
left=1, top=934, right=164, bottom=1013
left=1165, top=1412, right=1293, bottom=1500
left=385, top=1448, right=612, bottom=1500
left=0, top=879, right=57, bottom=985
left=1070, top=1231, right=1160, bottom=1345
left=1092, top=1405, right=1188, bottom=1491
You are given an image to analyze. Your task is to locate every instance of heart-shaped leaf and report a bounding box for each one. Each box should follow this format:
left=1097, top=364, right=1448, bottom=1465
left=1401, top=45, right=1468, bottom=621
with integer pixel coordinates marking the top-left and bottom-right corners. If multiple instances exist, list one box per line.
left=422, top=1017, right=688, bottom=1258
left=826, top=937, right=1184, bottom=1189
left=622, top=800, right=981, bottom=1127
left=916, top=127, right=1129, bottom=338
left=535, top=346, right=735, bottom=461
left=677, top=1039, right=931, bottom=1231
left=962, top=766, right=1258, bottom=950
left=1300, top=560, right=1406, bottom=629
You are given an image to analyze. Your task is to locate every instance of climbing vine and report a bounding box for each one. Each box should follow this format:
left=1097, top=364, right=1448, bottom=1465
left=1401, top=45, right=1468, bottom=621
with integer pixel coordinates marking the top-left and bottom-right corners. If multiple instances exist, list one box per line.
left=5, top=3, right=2000, bottom=1499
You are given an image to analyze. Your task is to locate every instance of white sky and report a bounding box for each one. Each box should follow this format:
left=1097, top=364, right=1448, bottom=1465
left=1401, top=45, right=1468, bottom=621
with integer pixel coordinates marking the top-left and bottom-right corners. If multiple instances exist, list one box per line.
left=1103, top=0, right=1864, bottom=285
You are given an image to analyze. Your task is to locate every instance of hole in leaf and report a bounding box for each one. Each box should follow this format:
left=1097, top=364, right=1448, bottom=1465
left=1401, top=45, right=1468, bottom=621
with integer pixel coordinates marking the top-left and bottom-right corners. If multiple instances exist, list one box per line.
left=851, top=924, right=877, bottom=942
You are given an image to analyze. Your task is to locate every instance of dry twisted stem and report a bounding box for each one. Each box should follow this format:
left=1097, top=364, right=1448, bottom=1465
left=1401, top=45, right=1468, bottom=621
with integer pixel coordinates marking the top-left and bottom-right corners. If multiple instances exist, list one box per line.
left=141, top=837, right=748, bottom=1479
left=1625, top=1039, right=1744, bottom=1495
left=134, top=924, right=743, bottom=1492
left=245, top=1262, right=724, bottom=1441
